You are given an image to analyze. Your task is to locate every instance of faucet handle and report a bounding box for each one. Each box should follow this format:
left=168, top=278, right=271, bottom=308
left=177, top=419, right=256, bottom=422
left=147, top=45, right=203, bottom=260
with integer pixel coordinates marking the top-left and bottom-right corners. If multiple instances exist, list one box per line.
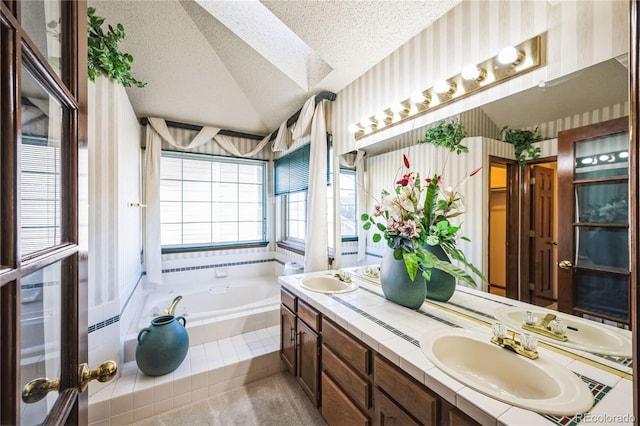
left=491, top=322, right=507, bottom=338
left=520, top=333, right=538, bottom=352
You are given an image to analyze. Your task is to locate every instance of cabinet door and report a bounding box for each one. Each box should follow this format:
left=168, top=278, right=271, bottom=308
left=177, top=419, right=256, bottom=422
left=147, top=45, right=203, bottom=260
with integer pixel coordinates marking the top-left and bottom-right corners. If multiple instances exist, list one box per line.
left=322, top=372, right=370, bottom=426
left=280, top=306, right=296, bottom=375
left=297, top=318, right=320, bottom=406
left=375, top=389, right=419, bottom=426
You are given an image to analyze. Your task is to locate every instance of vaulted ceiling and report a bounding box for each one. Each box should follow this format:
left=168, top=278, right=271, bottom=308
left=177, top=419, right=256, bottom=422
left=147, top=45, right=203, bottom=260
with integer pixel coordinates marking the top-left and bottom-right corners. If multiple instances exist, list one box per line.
left=89, top=0, right=461, bottom=136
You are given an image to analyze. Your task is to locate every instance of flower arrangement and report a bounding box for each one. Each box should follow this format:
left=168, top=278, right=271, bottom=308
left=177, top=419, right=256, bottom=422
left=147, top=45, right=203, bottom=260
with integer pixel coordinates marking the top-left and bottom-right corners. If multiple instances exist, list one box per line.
left=361, top=154, right=485, bottom=287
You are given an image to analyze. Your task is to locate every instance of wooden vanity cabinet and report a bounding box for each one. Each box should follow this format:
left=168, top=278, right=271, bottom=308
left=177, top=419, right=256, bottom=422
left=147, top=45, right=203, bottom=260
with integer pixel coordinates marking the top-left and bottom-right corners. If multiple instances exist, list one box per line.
left=374, top=355, right=479, bottom=426
left=280, top=286, right=479, bottom=425
left=279, top=288, right=321, bottom=407
left=321, top=318, right=373, bottom=425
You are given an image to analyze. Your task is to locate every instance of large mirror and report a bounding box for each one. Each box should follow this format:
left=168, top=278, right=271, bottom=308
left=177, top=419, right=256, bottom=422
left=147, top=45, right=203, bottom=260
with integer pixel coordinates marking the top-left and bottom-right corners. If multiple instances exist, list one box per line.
left=355, top=55, right=632, bottom=375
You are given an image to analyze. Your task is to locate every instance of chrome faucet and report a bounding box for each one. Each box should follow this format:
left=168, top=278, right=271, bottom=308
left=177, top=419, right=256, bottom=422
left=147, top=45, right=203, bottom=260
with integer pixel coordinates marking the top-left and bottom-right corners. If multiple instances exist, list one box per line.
left=334, top=270, right=352, bottom=283
left=490, top=323, right=539, bottom=360
left=164, top=296, right=183, bottom=316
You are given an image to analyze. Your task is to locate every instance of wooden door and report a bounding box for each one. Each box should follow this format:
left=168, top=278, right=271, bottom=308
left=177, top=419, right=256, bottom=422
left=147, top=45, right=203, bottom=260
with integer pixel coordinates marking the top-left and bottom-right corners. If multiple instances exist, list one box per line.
left=531, top=165, right=556, bottom=304
left=0, top=2, right=116, bottom=424
left=557, top=116, right=630, bottom=324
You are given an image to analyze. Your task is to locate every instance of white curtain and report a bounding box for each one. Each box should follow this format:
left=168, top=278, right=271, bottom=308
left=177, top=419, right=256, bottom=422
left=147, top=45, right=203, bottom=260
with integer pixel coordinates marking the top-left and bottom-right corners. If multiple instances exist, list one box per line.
left=291, top=97, right=329, bottom=272
left=340, top=151, right=367, bottom=264
left=143, top=117, right=270, bottom=283
left=271, top=120, right=292, bottom=152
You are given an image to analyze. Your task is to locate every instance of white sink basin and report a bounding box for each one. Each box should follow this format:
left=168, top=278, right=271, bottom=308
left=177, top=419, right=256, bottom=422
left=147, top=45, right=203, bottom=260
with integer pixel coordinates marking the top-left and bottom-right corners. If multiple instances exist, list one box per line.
left=494, top=307, right=632, bottom=357
left=299, top=275, right=359, bottom=294
left=419, top=328, right=594, bottom=415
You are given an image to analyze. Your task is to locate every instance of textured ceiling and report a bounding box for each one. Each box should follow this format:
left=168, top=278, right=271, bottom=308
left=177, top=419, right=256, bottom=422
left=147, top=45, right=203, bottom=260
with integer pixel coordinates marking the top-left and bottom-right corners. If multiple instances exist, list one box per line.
left=88, top=0, right=461, bottom=135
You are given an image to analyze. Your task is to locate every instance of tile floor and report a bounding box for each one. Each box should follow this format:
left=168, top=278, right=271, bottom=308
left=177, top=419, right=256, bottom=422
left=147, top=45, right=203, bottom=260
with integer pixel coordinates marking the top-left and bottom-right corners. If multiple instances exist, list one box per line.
left=132, top=372, right=326, bottom=425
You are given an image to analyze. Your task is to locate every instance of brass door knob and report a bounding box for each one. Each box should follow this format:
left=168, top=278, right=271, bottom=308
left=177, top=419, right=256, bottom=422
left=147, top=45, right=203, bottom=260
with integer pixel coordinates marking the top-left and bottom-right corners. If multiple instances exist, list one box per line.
left=21, top=377, right=60, bottom=404
left=558, top=260, right=573, bottom=270
left=22, top=360, right=117, bottom=404
left=79, top=360, right=118, bottom=392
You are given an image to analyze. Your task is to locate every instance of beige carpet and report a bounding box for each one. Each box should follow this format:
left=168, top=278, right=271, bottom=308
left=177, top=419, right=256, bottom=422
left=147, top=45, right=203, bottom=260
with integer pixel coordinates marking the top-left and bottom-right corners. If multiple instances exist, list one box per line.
left=133, top=372, right=327, bottom=426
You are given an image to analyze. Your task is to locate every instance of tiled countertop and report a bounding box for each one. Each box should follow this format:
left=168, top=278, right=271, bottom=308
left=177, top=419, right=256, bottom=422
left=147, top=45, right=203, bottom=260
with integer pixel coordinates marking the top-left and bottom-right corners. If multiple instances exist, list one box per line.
left=278, top=271, right=634, bottom=426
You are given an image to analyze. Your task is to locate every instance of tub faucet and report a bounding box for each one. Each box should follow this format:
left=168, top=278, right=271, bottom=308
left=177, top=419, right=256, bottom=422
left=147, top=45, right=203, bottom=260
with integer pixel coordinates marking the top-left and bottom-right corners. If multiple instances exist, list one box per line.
left=164, top=296, right=183, bottom=316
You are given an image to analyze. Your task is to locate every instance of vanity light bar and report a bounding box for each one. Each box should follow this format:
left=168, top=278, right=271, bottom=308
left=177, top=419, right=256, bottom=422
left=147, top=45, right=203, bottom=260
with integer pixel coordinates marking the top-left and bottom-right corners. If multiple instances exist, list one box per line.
left=349, top=33, right=546, bottom=140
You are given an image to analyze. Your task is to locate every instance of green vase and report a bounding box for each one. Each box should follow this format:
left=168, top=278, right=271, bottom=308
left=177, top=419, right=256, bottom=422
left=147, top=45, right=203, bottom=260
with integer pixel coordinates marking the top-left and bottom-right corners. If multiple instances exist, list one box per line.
left=379, top=248, right=427, bottom=309
left=136, top=315, right=189, bottom=376
left=423, top=244, right=456, bottom=302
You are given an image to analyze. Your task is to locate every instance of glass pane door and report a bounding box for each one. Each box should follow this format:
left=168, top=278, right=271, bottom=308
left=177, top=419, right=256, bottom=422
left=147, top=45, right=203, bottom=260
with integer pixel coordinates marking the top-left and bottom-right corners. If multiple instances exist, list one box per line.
left=557, top=117, right=630, bottom=325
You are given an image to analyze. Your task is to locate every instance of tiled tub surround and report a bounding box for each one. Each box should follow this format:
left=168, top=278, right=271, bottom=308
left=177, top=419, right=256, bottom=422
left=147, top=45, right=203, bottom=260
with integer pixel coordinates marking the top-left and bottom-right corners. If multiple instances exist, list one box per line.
left=89, top=269, right=283, bottom=424
left=122, top=275, right=280, bottom=361
left=279, top=273, right=634, bottom=426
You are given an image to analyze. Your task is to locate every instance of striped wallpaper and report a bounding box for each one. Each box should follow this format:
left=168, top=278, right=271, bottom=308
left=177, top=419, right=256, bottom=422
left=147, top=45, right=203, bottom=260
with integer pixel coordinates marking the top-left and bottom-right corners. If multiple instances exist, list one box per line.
left=332, top=0, right=628, bottom=156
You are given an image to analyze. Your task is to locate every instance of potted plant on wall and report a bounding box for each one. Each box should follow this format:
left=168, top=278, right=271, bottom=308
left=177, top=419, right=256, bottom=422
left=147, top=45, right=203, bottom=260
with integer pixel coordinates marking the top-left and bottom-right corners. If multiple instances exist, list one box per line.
left=418, top=119, right=468, bottom=154
left=500, top=125, right=543, bottom=166
left=88, top=7, right=146, bottom=88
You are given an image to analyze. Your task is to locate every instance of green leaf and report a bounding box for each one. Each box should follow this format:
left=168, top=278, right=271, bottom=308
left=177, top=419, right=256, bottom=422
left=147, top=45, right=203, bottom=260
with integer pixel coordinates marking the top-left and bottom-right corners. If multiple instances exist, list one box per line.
left=376, top=223, right=386, bottom=232
left=87, top=7, right=146, bottom=88
left=360, top=213, right=370, bottom=221
left=363, top=222, right=371, bottom=230
left=372, top=234, right=382, bottom=243
left=402, top=252, right=419, bottom=281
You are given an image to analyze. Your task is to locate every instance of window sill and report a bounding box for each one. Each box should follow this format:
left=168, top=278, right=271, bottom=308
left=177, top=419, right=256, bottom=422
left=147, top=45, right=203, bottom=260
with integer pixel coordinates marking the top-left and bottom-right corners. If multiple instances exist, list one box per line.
left=162, top=241, right=269, bottom=254
left=276, top=241, right=335, bottom=266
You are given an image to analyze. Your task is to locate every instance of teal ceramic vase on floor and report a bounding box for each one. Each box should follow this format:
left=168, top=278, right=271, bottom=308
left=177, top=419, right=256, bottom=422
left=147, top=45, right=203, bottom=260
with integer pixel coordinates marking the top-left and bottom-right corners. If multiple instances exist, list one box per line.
left=136, top=315, right=189, bottom=376
left=423, top=244, right=456, bottom=302
left=379, top=248, right=427, bottom=309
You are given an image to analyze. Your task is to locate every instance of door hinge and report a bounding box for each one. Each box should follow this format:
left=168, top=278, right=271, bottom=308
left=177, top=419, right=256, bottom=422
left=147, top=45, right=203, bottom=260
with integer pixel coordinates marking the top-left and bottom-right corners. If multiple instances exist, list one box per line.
left=317, top=345, right=321, bottom=356
left=530, top=177, right=536, bottom=185
left=529, top=230, right=535, bottom=237
left=529, top=282, right=536, bottom=291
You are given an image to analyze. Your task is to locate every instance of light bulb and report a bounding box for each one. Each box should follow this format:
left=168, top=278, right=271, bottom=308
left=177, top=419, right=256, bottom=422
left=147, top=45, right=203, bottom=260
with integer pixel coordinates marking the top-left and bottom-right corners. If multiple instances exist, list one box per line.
left=390, top=102, right=406, bottom=113
left=461, top=64, right=486, bottom=81
left=498, top=46, right=523, bottom=65
left=375, top=111, right=388, bottom=123
left=347, top=123, right=360, bottom=134
left=410, top=91, right=425, bottom=104
left=434, top=80, right=455, bottom=95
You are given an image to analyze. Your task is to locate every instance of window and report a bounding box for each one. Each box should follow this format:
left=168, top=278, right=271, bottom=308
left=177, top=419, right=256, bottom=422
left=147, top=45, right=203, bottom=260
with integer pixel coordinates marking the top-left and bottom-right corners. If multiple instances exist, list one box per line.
left=287, top=191, right=306, bottom=241
left=160, top=151, right=266, bottom=249
left=327, top=169, right=358, bottom=249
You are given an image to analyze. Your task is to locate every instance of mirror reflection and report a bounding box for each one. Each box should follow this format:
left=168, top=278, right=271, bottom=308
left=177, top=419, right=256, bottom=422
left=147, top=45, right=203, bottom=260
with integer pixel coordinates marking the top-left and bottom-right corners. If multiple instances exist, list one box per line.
left=357, top=56, right=631, bottom=374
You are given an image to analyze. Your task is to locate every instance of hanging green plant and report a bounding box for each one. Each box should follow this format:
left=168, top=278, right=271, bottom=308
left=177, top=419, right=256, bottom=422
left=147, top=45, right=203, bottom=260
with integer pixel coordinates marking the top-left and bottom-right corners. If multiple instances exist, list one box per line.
left=418, top=119, right=468, bottom=155
left=88, top=7, right=146, bottom=88
left=500, top=125, right=544, bottom=165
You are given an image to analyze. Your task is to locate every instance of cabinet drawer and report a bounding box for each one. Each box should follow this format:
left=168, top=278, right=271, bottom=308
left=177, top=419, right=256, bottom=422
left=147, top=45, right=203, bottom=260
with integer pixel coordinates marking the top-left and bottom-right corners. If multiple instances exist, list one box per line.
left=298, top=299, right=320, bottom=332
left=322, top=318, right=371, bottom=375
left=321, top=372, right=370, bottom=426
left=322, top=345, right=371, bottom=410
left=374, top=355, right=437, bottom=424
left=280, top=287, right=297, bottom=313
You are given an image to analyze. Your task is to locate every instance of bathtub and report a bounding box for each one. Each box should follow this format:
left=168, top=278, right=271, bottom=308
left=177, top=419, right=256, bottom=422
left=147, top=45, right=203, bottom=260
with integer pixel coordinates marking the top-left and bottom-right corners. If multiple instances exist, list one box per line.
left=124, top=275, right=281, bottom=361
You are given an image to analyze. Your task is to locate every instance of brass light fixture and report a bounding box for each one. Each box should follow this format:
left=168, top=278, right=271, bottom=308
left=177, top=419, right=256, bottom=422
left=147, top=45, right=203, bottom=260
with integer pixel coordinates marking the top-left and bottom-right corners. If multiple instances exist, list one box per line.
left=349, top=33, right=546, bottom=140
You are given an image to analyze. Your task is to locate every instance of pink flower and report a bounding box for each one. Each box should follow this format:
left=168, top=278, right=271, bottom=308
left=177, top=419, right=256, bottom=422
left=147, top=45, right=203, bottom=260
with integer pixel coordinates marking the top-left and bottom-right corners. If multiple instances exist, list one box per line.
left=399, top=220, right=420, bottom=239
left=396, top=172, right=413, bottom=187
